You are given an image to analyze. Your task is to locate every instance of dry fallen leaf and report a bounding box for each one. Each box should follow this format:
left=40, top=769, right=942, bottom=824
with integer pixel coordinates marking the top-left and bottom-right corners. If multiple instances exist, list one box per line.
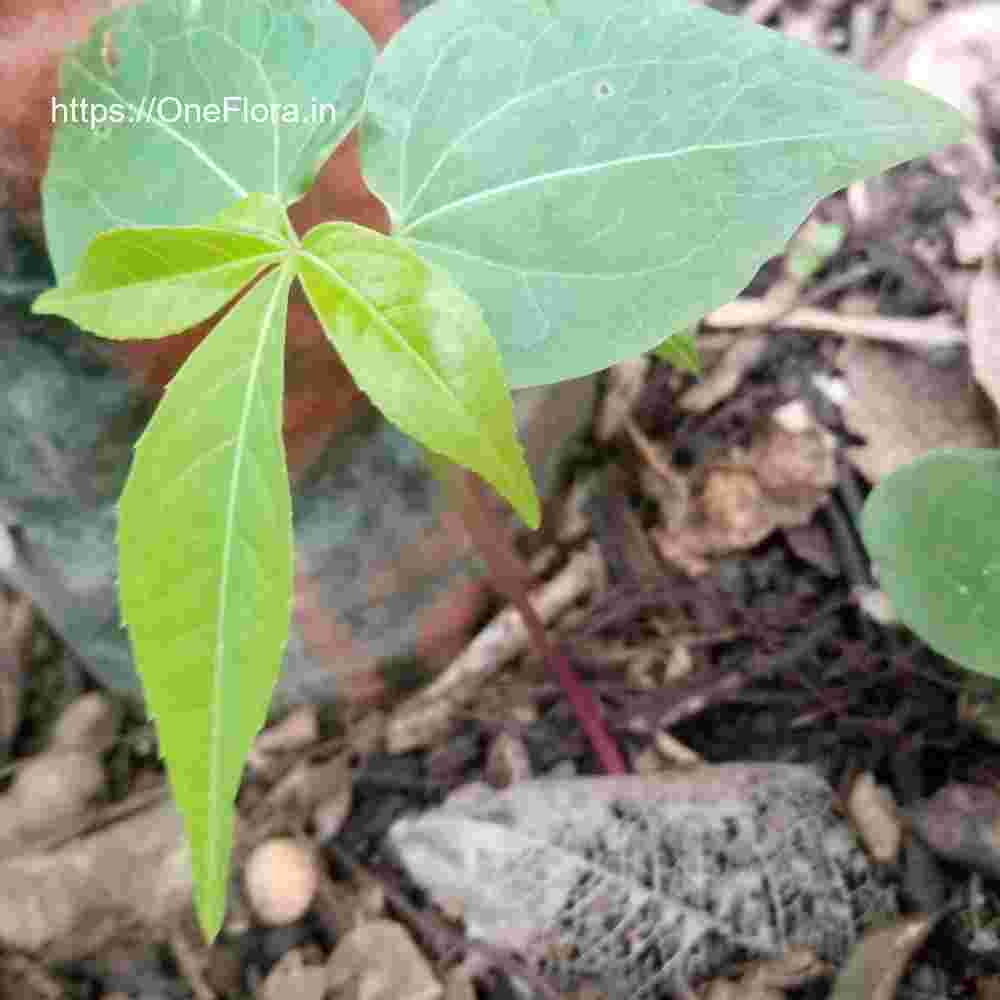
left=0, top=590, right=31, bottom=755
left=848, top=772, right=902, bottom=865
left=595, top=357, right=651, bottom=442
left=678, top=335, right=768, bottom=413
left=967, top=251, right=1000, bottom=421
left=828, top=915, right=932, bottom=1000
left=652, top=412, right=836, bottom=572
left=388, top=764, right=895, bottom=999
left=50, top=692, right=117, bottom=754
left=325, top=920, right=442, bottom=1000
left=259, top=949, right=327, bottom=1000
left=906, top=783, right=1000, bottom=880
left=838, top=339, right=996, bottom=483
left=0, top=798, right=189, bottom=956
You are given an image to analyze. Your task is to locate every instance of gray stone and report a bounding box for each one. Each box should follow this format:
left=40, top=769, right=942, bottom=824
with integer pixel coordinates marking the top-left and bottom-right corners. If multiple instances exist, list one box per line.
left=0, top=304, right=595, bottom=705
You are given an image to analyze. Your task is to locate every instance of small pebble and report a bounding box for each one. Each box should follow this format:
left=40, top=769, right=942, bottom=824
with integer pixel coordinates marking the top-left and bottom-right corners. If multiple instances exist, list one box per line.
left=244, top=838, right=320, bottom=926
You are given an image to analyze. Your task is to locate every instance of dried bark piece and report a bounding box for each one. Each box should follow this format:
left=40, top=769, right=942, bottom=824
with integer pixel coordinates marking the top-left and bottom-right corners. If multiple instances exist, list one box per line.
left=839, top=339, right=996, bottom=483
left=326, top=920, right=442, bottom=1000
left=388, top=764, right=895, bottom=999
left=0, top=799, right=189, bottom=956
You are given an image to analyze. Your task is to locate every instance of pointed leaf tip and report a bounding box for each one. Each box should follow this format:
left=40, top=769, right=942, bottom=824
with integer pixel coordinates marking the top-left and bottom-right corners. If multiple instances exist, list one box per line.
left=298, top=222, right=540, bottom=528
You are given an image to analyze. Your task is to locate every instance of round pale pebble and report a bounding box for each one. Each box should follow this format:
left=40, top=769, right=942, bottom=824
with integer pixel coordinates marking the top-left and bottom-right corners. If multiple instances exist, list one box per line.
left=244, top=838, right=320, bottom=926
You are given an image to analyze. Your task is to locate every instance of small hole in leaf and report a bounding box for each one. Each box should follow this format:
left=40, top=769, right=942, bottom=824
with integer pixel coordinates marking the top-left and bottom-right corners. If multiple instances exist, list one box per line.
left=593, top=80, right=614, bottom=99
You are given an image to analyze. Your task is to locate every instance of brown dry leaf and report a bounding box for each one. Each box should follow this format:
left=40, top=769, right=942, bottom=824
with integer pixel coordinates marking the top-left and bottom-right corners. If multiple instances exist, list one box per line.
left=442, top=966, right=478, bottom=1000
left=595, top=357, right=651, bottom=442
left=0, top=749, right=105, bottom=848
left=905, top=783, right=1000, bottom=880
left=0, top=953, right=65, bottom=1000
left=0, top=590, right=31, bottom=753
left=879, top=3, right=1000, bottom=128
left=51, top=692, right=117, bottom=754
left=0, top=799, right=189, bottom=956
left=847, top=773, right=902, bottom=865
left=326, top=920, right=442, bottom=1000
left=654, top=413, right=836, bottom=572
left=706, top=947, right=829, bottom=1000
left=978, top=975, right=1000, bottom=1000
left=967, top=251, right=1000, bottom=419
left=783, top=521, right=839, bottom=577
left=952, top=189, right=1000, bottom=266
left=388, top=764, right=895, bottom=999
left=678, top=334, right=768, bottom=413
left=259, top=949, right=327, bottom=1000
left=484, top=732, right=533, bottom=789
left=838, top=339, right=996, bottom=483
left=253, top=706, right=319, bottom=758
left=828, top=916, right=932, bottom=1000
left=872, top=2, right=998, bottom=189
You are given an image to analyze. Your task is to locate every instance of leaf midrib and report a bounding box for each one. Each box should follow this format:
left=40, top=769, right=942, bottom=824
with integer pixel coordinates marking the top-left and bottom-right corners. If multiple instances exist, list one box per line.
left=207, top=263, right=290, bottom=890
left=397, top=123, right=929, bottom=234
left=57, top=253, right=285, bottom=301
left=298, top=247, right=515, bottom=486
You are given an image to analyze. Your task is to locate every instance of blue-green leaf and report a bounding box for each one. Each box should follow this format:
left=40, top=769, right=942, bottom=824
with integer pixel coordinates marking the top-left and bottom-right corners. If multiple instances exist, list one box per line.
left=363, top=0, right=967, bottom=387
left=44, top=0, right=375, bottom=280
left=862, top=448, right=1000, bottom=677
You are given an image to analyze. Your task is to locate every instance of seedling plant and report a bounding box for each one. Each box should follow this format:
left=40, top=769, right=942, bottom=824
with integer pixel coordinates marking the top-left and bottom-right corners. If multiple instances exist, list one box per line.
left=33, top=0, right=966, bottom=939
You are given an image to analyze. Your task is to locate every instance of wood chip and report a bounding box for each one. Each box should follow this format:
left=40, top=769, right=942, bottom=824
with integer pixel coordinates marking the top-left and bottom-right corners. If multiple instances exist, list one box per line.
left=386, top=545, right=604, bottom=753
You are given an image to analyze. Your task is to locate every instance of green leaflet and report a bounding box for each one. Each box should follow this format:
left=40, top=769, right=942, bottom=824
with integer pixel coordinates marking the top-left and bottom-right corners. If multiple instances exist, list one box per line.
left=43, top=0, right=375, bottom=280
left=118, top=262, right=295, bottom=939
left=652, top=331, right=701, bottom=375
left=32, top=196, right=288, bottom=338
left=297, top=222, right=539, bottom=528
left=861, top=449, right=1000, bottom=678
left=362, top=0, right=967, bottom=387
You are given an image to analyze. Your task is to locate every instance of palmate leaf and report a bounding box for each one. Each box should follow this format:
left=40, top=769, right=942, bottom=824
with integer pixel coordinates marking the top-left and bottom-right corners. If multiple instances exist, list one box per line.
left=362, top=0, right=967, bottom=387
left=861, top=449, right=1000, bottom=677
left=118, top=262, right=296, bottom=939
left=297, top=222, right=539, bottom=527
left=43, top=0, right=375, bottom=280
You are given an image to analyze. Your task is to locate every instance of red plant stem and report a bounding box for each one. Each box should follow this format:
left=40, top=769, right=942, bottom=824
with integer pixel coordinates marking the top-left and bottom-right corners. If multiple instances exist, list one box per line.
left=454, top=468, right=626, bottom=775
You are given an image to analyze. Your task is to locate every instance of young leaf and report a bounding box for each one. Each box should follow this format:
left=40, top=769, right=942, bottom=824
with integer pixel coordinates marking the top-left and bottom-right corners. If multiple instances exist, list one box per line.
left=297, top=222, right=540, bottom=528
left=44, top=0, right=375, bottom=280
left=32, top=196, right=289, bottom=338
left=861, top=448, right=1000, bottom=677
left=652, top=331, right=702, bottom=374
left=362, top=0, right=967, bottom=387
left=118, top=263, right=296, bottom=939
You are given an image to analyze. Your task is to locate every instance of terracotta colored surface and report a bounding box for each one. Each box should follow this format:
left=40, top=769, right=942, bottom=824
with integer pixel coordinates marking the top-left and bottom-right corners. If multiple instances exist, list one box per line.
left=0, top=0, right=403, bottom=478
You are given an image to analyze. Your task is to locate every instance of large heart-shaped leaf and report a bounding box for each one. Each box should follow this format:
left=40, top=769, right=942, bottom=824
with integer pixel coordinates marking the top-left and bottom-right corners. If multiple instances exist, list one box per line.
left=43, top=0, right=375, bottom=281
left=297, top=222, right=539, bottom=527
left=861, top=448, right=1000, bottom=676
left=362, top=0, right=966, bottom=387
left=118, top=262, right=295, bottom=938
